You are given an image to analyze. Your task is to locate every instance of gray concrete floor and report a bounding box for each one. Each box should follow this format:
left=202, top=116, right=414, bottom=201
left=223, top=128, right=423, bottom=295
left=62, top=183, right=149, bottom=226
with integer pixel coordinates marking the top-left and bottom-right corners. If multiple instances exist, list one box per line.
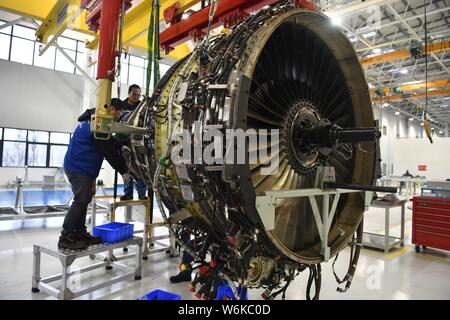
left=0, top=202, right=449, bottom=300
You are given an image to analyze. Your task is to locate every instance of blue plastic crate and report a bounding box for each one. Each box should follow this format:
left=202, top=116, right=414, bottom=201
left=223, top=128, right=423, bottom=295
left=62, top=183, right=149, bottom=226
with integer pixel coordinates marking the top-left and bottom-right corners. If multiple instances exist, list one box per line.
left=92, top=222, right=134, bottom=243
left=137, top=289, right=181, bottom=300
left=216, top=285, right=248, bottom=300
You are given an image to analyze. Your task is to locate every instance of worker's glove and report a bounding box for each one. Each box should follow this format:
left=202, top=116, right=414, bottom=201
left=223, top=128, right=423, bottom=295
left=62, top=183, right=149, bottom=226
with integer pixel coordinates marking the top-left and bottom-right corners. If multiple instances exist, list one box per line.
left=122, top=173, right=131, bottom=186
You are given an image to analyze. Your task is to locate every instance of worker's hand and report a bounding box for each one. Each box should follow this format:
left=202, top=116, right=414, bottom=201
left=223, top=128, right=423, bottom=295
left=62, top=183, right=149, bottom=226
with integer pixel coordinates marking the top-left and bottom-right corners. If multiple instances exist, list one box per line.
left=122, top=173, right=131, bottom=186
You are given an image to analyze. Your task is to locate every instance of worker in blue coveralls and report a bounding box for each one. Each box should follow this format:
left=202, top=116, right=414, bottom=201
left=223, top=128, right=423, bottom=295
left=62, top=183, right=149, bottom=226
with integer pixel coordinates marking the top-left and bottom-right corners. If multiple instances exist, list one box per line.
left=119, top=84, right=148, bottom=200
left=59, top=99, right=130, bottom=250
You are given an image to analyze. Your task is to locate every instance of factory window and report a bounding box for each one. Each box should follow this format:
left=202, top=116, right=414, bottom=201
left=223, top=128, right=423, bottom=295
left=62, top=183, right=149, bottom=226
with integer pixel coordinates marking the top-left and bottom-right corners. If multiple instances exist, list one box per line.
left=129, top=55, right=145, bottom=68
left=4, top=128, right=27, bottom=141
left=0, top=21, right=85, bottom=75
left=0, top=33, right=10, bottom=60
left=0, top=127, right=70, bottom=168
left=119, top=53, right=129, bottom=84
left=27, top=144, right=48, bottom=167
left=49, top=145, right=68, bottom=167
left=13, top=25, right=35, bottom=40
left=57, top=37, right=77, bottom=51
left=160, top=63, right=170, bottom=77
left=10, top=36, right=34, bottom=65
left=33, top=44, right=56, bottom=70
left=28, top=131, right=49, bottom=143
left=0, top=21, right=12, bottom=34
left=55, top=49, right=76, bottom=73
left=2, top=141, right=26, bottom=167
left=128, top=65, right=145, bottom=88
left=50, top=132, right=70, bottom=144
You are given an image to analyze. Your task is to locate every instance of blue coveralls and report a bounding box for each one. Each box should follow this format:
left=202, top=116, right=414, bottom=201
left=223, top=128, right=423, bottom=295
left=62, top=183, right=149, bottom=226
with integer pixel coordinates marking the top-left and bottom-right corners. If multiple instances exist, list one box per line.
left=62, top=121, right=103, bottom=236
left=118, top=109, right=147, bottom=198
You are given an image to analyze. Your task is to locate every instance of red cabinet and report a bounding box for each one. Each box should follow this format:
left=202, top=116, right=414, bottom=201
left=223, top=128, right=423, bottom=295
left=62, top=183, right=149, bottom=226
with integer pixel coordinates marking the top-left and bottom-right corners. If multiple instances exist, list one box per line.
left=412, top=197, right=450, bottom=252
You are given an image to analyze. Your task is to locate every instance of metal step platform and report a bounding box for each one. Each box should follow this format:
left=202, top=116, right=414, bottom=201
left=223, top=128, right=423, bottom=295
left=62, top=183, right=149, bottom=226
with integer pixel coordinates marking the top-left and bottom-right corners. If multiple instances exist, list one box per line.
left=92, top=196, right=177, bottom=259
left=31, top=237, right=143, bottom=300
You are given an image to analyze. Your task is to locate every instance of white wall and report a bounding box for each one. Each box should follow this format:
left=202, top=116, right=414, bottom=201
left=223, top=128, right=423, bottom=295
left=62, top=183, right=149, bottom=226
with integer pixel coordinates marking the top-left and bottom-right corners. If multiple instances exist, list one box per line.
left=0, top=60, right=85, bottom=187
left=375, top=106, right=448, bottom=180
left=0, top=59, right=84, bottom=131
left=392, top=138, right=450, bottom=180
left=374, top=107, right=425, bottom=176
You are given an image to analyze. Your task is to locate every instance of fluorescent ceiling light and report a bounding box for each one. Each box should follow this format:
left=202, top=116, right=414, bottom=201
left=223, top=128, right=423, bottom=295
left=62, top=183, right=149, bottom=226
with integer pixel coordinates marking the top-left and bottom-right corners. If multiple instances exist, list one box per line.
left=362, top=31, right=376, bottom=38
left=399, top=69, right=408, bottom=74
left=372, top=48, right=382, bottom=54
left=382, top=103, right=389, bottom=108
left=409, top=117, right=414, bottom=121
left=331, top=17, right=342, bottom=25
left=420, top=122, right=424, bottom=126
left=400, top=80, right=421, bottom=85
left=395, top=111, right=400, bottom=115
left=439, top=130, right=443, bottom=134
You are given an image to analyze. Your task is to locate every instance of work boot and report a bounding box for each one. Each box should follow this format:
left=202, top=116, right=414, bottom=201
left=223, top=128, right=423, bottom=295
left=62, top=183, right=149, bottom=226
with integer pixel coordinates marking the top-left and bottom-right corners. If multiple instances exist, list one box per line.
left=170, top=270, right=192, bottom=283
left=120, top=194, right=133, bottom=201
left=58, top=234, right=88, bottom=250
left=74, top=232, right=103, bottom=246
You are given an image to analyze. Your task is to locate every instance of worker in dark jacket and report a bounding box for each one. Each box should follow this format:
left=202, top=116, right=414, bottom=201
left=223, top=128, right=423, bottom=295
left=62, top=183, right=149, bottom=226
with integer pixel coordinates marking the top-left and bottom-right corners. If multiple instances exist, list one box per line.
left=60, top=99, right=130, bottom=250
left=120, top=84, right=147, bottom=200
left=123, top=84, right=142, bottom=111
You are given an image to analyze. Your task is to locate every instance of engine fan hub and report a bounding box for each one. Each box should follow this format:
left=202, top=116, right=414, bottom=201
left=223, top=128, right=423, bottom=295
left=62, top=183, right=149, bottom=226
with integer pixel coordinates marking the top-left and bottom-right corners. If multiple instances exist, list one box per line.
left=285, top=101, right=323, bottom=175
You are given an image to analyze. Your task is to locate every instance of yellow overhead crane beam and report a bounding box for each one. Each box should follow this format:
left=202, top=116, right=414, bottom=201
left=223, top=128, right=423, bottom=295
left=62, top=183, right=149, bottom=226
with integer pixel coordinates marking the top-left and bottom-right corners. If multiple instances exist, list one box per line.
left=372, top=88, right=450, bottom=103
left=0, top=0, right=93, bottom=36
left=361, top=39, right=450, bottom=66
left=0, top=0, right=196, bottom=59
left=370, top=79, right=450, bottom=96
left=36, top=0, right=93, bottom=55
left=0, top=0, right=59, bottom=22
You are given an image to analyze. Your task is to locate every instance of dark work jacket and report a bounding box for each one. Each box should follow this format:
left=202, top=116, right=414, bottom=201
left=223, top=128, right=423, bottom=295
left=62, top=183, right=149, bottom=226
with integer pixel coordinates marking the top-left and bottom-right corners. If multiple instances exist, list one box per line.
left=123, top=98, right=140, bottom=111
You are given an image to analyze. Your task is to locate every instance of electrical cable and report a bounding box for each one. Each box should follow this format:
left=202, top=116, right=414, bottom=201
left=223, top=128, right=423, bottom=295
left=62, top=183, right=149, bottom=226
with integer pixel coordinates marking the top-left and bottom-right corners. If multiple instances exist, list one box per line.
left=423, top=0, right=433, bottom=143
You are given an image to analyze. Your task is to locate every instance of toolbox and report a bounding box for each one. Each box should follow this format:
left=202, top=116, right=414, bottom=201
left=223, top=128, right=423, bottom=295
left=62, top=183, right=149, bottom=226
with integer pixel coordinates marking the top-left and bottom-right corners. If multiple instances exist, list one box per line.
left=412, top=197, right=450, bottom=253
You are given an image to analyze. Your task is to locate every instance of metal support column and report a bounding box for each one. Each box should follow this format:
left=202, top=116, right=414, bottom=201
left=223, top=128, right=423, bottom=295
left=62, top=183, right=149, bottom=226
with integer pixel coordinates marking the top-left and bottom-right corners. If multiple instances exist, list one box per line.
left=321, top=194, right=330, bottom=260
left=384, top=207, right=390, bottom=254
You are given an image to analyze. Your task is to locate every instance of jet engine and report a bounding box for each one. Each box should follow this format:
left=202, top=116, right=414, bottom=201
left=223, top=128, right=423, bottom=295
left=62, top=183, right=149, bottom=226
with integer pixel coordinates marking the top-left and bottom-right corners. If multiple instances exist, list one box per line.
left=124, top=2, right=382, bottom=300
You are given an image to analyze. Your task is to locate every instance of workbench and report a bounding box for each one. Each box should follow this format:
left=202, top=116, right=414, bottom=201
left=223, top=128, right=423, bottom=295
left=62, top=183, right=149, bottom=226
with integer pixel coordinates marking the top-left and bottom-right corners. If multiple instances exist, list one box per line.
left=362, top=199, right=407, bottom=254
left=378, top=176, right=426, bottom=196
